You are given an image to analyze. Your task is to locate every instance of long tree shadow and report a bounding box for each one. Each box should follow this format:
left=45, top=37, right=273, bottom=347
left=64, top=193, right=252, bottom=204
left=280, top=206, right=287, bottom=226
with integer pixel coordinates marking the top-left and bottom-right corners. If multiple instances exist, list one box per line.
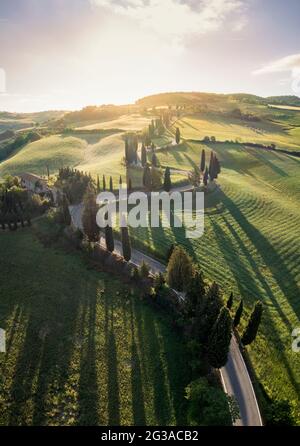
left=8, top=312, right=46, bottom=425
left=129, top=301, right=146, bottom=425
left=209, top=216, right=300, bottom=398
left=7, top=274, right=94, bottom=425
left=77, top=283, right=99, bottom=426
left=244, top=147, right=288, bottom=177
left=141, top=310, right=172, bottom=425
left=104, top=295, right=120, bottom=426
left=155, top=322, right=190, bottom=425
left=219, top=190, right=300, bottom=322
left=219, top=214, right=294, bottom=331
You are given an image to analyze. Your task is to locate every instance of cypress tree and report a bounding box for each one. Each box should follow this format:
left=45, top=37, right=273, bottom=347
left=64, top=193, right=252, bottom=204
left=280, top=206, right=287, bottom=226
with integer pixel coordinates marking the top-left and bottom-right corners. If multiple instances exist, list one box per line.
left=233, top=300, right=243, bottom=328
left=241, top=301, right=263, bottom=346
left=163, top=167, right=172, bottom=192
left=125, top=138, right=129, bottom=163
left=175, top=127, right=181, bottom=144
left=105, top=224, right=114, bottom=253
left=152, top=152, right=159, bottom=167
left=109, top=176, right=113, bottom=192
left=200, top=149, right=206, bottom=172
left=62, top=194, right=71, bottom=226
left=166, top=245, right=194, bottom=292
left=208, top=307, right=232, bottom=368
left=121, top=225, right=131, bottom=261
left=143, top=165, right=152, bottom=190
left=97, top=175, right=101, bottom=193
left=186, top=267, right=206, bottom=316
left=209, top=151, right=215, bottom=180
left=119, top=175, right=122, bottom=187
left=82, top=187, right=99, bottom=242
left=141, top=144, right=147, bottom=167
left=215, top=156, right=221, bottom=177
left=196, top=281, right=222, bottom=343
left=203, top=167, right=209, bottom=186
left=227, top=292, right=234, bottom=310
left=103, top=175, right=106, bottom=191
left=128, top=177, right=132, bottom=191
left=167, top=243, right=176, bottom=261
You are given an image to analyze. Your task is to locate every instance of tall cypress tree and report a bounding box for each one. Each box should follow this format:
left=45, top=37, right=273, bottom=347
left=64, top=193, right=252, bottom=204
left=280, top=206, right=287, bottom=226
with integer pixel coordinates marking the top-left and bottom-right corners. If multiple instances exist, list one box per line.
left=82, top=187, right=99, bottom=242
left=203, top=167, right=209, bottom=186
left=141, top=143, right=147, bottom=167
left=175, top=127, right=181, bottom=144
left=241, top=301, right=263, bottom=346
left=209, top=151, right=215, bottom=180
left=233, top=300, right=243, bottom=328
left=227, top=292, right=234, bottom=310
left=105, top=224, right=114, bottom=253
left=200, top=149, right=206, bottom=172
left=151, top=152, right=159, bottom=167
left=97, top=175, right=101, bottom=193
left=163, top=167, right=172, bottom=192
left=196, top=281, right=222, bottom=343
left=166, top=245, right=194, bottom=292
left=186, top=267, right=206, bottom=317
left=121, top=225, right=131, bottom=261
left=208, top=307, right=232, bottom=368
left=128, top=177, right=132, bottom=191
left=125, top=138, right=129, bottom=163
left=143, top=165, right=152, bottom=190
left=109, top=176, right=113, bottom=192
left=215, top=156, right=221, bottom=177
left=62, top=194, right=71, bottom=226
left=119, top=175, right=122, bottom=187
left=103, top=174, right=106, bottom=191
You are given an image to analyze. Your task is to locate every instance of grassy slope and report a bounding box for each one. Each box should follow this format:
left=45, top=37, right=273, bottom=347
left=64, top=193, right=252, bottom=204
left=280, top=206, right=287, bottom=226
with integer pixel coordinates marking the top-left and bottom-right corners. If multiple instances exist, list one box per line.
left=76, top=114, right=153, bottom=131
left=175, top=114, right=300, bottom=151
left=0, top=135, right=86, bottom=177
left=0, top=120, right=147, bottom=187
left=131, top=141, right=300, bottom=421
left=0, top=229, right=190, bottom=426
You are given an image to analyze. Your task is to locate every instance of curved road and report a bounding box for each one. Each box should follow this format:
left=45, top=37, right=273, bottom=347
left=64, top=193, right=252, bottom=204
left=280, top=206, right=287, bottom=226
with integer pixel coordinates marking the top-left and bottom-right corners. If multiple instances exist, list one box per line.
left=69, top=202, right=262, bottom=426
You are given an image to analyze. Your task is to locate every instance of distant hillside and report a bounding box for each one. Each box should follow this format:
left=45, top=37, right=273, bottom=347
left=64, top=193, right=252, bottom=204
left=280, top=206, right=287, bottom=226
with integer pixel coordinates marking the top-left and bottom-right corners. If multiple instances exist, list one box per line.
left=0, top=129, right=15, bottom=142
left=266, top=95, right=300, bottom=106
left=136, top=91, right=300, bottom=108
left=0, top=110, right=65, bottom=132
left=62, top=104, right=137, bottom=126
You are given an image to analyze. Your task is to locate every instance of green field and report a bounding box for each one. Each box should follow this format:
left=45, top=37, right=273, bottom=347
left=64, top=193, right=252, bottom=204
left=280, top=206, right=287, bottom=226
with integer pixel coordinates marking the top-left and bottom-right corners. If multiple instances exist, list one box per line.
left=174, top=114, right=300, bottom=151
left=1, top=96, right=300, bottom=422
left=0, top=131, right=145, bottom=188
left=76, top=114, right=153, bottom=131
left=129, top=141, right=300, bottom=421
left=0, top=229, right=190, bottom=426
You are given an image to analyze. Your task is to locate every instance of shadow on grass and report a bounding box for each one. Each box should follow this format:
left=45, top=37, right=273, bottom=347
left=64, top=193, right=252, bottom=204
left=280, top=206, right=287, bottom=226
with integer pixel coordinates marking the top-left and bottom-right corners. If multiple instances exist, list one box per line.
left=104, top=294, right=120, bottom=426
left=78, top=285, right=99, bottom=425
left=129, top=301, right=146, bottom=426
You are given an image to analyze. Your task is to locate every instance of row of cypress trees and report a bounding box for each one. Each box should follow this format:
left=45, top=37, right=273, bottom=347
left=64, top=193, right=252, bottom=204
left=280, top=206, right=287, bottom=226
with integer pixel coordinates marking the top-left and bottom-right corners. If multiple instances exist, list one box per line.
left=96, top=174, right=123, bottom=193
left=166, top=245, right=263, bottom=368
left=82, top=186, right=132, bottom=261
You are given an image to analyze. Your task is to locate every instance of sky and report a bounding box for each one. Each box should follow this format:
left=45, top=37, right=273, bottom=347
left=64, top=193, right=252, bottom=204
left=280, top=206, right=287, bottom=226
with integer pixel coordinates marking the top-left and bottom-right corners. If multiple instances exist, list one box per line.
left=0, top=0, right=300, bottom=112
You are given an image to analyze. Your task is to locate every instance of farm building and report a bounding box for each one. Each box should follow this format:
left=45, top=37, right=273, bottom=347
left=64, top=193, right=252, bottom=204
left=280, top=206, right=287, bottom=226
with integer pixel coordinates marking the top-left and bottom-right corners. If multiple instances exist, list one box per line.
left=19, top=173, right=58, bottom=204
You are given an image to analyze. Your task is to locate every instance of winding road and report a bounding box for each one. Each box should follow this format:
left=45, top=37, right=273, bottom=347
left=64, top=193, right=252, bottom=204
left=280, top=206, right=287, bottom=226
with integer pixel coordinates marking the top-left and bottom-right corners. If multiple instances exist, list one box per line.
left=69, top=202, right=263, bottom=426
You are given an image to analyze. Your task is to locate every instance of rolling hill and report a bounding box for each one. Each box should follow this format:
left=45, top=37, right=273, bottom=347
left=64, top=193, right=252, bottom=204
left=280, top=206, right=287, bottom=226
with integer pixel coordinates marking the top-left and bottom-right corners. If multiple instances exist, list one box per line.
left=129, top=140, right=300, bottom=421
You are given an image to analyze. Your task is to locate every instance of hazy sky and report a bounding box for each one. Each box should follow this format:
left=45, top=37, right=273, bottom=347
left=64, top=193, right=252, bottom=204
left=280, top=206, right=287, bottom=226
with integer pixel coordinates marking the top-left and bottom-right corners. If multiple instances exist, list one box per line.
left=0, top=0, right=300, bottom=112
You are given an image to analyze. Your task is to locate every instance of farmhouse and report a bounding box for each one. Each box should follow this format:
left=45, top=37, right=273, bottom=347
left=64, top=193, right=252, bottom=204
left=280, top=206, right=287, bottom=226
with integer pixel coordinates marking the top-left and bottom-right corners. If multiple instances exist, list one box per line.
left=19, top=172, right=58, bottom=204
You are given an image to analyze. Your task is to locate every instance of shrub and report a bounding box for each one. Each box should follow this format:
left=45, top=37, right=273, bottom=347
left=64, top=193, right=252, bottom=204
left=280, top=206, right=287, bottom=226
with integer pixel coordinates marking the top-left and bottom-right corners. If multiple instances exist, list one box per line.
left=185, top=378, right=239, bottom=426
left=139, top=261, right=150, bottom=279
